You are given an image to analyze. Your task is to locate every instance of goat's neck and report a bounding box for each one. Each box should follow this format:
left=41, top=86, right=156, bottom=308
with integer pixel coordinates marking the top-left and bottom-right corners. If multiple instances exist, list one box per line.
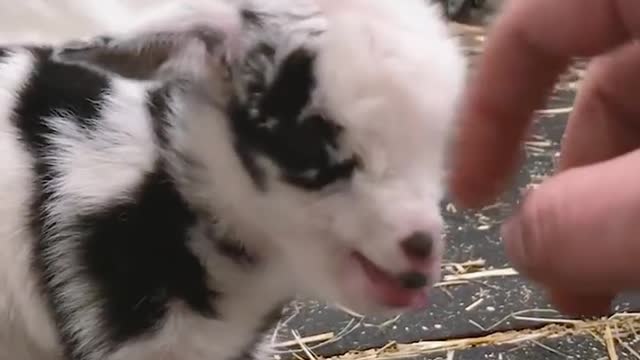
left=164, top=86, right=280, bottom=261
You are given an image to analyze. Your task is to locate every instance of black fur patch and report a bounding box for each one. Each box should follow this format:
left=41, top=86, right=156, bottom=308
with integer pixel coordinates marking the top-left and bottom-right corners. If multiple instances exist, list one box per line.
left=0, top=46, right=9, bottom=61
left=11, top=48, right=215, bottom=358
left=78, top=164, right=217, bottom=344
left=147, top=84, right=174, bottom=147
left=216, top=238, right=258, bottom=267
left=229, top=48, right=359, bottom=191
left=249, top=43, right=276, bottom=65
left=15, top=47, right=109, bottom=135
left=241, top=9, right=265, bottom=27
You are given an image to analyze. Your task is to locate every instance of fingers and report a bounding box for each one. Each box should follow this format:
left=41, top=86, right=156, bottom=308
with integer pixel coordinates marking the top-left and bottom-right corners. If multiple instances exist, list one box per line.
left=559, top=42, right=640, bottom=171
left=547, top=290, right=614, bottom=317
left=527, top=42, right=640, bottom=316
left=450, top=0, right=640, bottom=208
left=450, top=0, right=640, bottom=317
left=501, top=149, right=640, bottom=297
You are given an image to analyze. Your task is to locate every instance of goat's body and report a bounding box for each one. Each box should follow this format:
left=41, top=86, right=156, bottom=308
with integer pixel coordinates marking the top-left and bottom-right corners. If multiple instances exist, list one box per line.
left=0, top=0, right=467, bottom=359
left=0, top=46, right=291, bottom=360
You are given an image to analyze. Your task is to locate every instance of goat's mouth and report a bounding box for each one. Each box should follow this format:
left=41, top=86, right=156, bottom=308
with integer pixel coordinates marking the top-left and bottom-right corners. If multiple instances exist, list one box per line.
left=350, top=251, right=430, bottom=309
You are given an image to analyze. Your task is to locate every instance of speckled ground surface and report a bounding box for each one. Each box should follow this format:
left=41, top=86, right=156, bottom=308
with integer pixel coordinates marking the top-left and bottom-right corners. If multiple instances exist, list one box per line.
left=267, top=5, right=640, bottom=360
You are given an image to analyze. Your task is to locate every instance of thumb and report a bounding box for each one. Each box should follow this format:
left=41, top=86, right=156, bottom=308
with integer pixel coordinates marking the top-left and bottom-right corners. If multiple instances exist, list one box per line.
left=501, top=148, right=640, bottom=296
left=547, top=289, right=614, bottom=317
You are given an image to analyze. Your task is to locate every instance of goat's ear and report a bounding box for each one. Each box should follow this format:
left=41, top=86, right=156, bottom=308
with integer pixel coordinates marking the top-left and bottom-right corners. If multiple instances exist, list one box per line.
left=54, top=1, right=243, bottom=81
left=55, top=26, right=233, bottom=81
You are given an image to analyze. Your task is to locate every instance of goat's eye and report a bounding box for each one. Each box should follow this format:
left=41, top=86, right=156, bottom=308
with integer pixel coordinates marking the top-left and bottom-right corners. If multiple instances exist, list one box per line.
left=284, top=155, right=360, bottom=191
left=274, top=113, right=361, bottom=191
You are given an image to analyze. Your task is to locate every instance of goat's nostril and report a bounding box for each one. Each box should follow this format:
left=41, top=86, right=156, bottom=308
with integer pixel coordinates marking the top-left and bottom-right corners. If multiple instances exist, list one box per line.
left=397, top=272, right=428, bottom=289
left=401, top=231, right=434, bottom=260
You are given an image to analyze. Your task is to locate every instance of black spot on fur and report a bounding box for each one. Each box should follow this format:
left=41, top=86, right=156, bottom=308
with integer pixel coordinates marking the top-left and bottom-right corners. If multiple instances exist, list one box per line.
left=95, top=36, right=116, bottom=45
left=229, top=48, right=359, bottom=191
left=253, top=43, right=276, bottom=59
left=260, top=48, right=314, bottom=120
left=241, top=43, right=276, bottom=101
left=14, top=47, right=109, bottom=137
left=241, top=9, right=265, bottom=27
left=147, top=85, right=174, bottom=147
left=12, top=48, right=215, bottom=357
left=216, top=238, right=258, bottom=267
left=78, top=164, right=217, bottom=345
left=0, top=47, right=9, bottom=61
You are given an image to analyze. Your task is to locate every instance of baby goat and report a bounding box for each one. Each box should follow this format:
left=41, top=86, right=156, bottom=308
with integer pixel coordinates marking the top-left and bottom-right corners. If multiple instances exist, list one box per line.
left=0, top=0, right=467, bottom=359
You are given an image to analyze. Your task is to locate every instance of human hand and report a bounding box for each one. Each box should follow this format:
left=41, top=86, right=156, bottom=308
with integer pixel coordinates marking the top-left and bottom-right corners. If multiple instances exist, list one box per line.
left=449, top=0, right=640, bottom=316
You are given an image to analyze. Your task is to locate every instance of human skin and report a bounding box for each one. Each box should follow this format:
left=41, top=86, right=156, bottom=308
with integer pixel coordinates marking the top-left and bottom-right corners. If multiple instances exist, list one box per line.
left=448, top=0, right=640, bottom=316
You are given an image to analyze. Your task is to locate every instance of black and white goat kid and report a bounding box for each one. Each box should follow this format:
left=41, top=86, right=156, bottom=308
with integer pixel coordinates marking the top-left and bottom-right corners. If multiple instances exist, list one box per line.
left=0, top=0, right=467, bottom=359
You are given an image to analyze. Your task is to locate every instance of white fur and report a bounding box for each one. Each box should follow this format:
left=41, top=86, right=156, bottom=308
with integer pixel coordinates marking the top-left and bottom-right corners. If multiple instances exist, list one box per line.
left=0, top=0, right=467, bottom=359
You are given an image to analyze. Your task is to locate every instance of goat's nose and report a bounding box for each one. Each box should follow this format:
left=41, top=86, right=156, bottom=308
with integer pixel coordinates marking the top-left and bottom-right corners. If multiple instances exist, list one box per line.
left=401, top=231, right=433, bottom=260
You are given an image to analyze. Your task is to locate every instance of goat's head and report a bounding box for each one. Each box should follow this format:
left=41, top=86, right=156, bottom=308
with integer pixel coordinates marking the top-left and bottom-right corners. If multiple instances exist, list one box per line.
left=56, top=0, right=467, bottom=316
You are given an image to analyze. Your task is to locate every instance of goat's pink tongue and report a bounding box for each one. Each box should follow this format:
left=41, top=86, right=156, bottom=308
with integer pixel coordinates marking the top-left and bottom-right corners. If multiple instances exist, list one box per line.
left=353, top=252, right=429, bottom=309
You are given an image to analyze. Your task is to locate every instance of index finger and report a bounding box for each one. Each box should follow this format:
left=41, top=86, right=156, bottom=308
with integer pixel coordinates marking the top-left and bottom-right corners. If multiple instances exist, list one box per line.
left=449, top=0, right=640, bottom=208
